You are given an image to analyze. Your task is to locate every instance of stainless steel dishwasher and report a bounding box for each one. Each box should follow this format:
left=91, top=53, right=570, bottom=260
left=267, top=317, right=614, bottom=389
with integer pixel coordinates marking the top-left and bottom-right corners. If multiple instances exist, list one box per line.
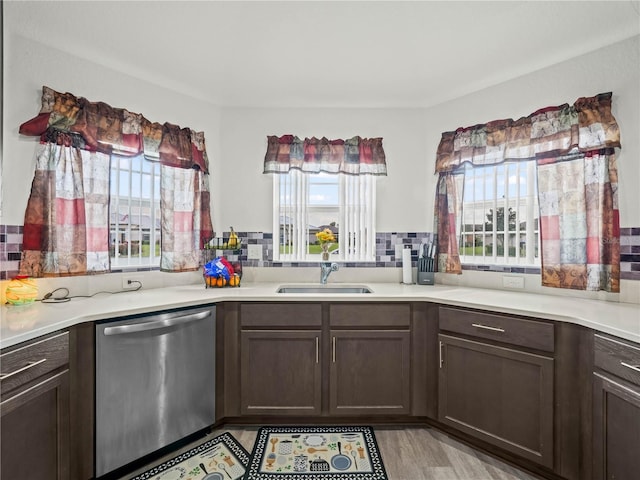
left=95, top=304, right=216, bottom=477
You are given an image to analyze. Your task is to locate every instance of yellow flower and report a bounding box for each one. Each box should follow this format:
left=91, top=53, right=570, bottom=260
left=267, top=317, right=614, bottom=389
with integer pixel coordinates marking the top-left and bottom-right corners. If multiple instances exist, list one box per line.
left=316, top=228, right=335, bottom=244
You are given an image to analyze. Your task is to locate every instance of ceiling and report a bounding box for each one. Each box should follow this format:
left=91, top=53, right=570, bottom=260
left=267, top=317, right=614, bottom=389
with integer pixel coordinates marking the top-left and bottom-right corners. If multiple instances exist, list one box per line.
left=6, top=1, right=640, bottom=108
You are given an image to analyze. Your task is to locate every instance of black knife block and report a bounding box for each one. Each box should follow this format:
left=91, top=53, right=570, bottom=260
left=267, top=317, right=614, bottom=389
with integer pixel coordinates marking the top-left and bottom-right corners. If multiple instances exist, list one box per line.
left=417, top=271, right=435, bottom=285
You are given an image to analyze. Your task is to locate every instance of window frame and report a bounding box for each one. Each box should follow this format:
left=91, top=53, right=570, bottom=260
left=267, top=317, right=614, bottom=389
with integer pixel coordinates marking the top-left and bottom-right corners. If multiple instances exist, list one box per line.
left=109, top=154, right=161, bottom=269
left=457, top=160, right=540, bottom=267
left=272, top=170, right=377, bottom=263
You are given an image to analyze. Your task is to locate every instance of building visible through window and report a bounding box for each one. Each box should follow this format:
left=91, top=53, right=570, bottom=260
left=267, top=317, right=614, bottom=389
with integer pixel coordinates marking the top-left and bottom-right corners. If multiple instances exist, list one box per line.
left=109, top=155, right=161, bottom=268
left=274, top=170, right=376, bottom=262
left=458, top=161, right=539, bottom=266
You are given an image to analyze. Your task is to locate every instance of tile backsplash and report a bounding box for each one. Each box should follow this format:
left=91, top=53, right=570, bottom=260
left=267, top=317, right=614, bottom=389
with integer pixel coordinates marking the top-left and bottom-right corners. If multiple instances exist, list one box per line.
left=1, top=225, right=639, bottom=282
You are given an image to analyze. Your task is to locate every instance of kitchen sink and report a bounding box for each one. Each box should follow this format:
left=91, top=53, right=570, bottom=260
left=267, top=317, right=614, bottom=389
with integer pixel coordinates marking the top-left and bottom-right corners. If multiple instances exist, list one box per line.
left=276, top=285, right=372, bottom=294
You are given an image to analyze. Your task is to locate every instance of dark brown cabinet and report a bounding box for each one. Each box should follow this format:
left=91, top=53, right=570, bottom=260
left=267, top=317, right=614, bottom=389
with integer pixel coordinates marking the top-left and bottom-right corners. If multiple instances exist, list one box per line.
left=329, top=303, right=412, bottom=415
left=239, top=303, right=323, bottom=416
left=241, top=329, right=322, bottom=415
left=438, top=307, right=555, bottom=469
left=1, top=332, right=70, bottom=480
left=236, top=302, right=415, bottom=417
left=592, top=334, right=640, bottom=480
left=329, top=329, right=411, bottom=415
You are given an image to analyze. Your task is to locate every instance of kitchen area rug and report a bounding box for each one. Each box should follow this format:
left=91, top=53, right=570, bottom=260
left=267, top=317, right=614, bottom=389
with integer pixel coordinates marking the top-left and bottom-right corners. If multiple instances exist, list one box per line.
left=129, top=432, right=250, bottom=480
left=244, top=426, right=388, bottom=480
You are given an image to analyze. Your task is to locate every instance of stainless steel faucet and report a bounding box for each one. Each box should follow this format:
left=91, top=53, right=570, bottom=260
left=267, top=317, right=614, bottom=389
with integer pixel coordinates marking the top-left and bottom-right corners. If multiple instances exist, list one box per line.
left=320, top=262, right=339, bottom=284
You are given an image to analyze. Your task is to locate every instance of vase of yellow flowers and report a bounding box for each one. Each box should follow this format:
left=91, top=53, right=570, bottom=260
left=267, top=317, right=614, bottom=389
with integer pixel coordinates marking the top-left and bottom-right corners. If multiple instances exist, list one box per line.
left=316, top=228, right=335, bottom=261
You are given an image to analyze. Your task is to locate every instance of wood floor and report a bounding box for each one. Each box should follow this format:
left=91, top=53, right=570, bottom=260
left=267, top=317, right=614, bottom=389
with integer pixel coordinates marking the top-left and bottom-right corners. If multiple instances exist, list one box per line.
left=121, top=425, right=539, bottom=480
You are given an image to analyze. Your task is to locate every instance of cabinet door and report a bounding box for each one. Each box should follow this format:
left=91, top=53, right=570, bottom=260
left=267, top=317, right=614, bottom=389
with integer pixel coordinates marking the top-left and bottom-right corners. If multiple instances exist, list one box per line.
left=241, top=330, right=321, bottom=415
left=330, top=330, right=411, bottom=415
left=1, top=370, right=70, bottom=480
left=592, top=373, right=640, bottom=480
left=438, top=334, right=554, bottom=468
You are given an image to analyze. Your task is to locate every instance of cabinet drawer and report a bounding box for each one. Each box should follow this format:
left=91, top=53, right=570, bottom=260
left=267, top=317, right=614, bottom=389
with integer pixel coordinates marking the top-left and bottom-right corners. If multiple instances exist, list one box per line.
left=594, top=334, right=640, bottom=386
left=0, top=332, right=69, bottom=393
left=241, top=303, right=322, bottom=328
left=330, top=303, right=410, bottom=328
left=439, top=307, right=554, bottom=352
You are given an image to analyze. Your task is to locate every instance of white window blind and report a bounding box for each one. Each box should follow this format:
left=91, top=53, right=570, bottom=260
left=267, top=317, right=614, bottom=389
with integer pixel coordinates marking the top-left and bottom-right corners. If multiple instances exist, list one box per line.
left=341, top=174, right=376, bottom=261
left=273, top=170, right=376, bottom=262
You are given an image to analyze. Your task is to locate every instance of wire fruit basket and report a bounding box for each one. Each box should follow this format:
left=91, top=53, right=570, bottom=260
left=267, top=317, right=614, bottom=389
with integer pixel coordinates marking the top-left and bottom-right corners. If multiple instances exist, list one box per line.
left=204, top=273, right=241, bottom=288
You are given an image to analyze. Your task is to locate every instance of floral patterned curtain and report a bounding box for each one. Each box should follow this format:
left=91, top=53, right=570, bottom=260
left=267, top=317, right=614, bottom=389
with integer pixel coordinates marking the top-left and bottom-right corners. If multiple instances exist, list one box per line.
left=433, top=92, right=621, bottom=292
left=18, top=86, right=214, bottom=275
left=263, top=134, right=387, bottom=175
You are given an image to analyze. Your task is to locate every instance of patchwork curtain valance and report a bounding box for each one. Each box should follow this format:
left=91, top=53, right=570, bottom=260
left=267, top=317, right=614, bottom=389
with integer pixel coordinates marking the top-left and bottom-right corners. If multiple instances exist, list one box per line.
left=435, top=92, right=620, bottom=173
left=19, top=86, right=210, bottom=173
left=263, top=134, right=387, bottom=175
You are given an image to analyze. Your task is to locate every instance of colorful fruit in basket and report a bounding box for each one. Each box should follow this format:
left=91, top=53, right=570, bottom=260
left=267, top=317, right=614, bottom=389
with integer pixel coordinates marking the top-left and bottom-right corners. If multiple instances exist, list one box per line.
left=228, top=227, right=239, bottom=249
left=228, top=274, right=240, bottom=287
left=215, top=276, right=227, bottom=287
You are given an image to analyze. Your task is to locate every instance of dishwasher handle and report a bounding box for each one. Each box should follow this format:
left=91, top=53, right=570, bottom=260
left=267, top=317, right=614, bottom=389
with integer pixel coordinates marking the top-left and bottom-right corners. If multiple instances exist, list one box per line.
left=103, top=310, right=211, bottom=336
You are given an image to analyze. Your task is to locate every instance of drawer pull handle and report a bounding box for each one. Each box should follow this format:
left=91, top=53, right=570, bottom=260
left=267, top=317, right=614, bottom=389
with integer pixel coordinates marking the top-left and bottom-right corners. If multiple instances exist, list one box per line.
left=439, top=341, right=444, bottom=369
left=0, top=358, right=47, bottom=380
left=621, top=362, right=640, bottom=373
left=315, top=337, right=319, bottom=364
left=471, top=323, right=505, bottom=333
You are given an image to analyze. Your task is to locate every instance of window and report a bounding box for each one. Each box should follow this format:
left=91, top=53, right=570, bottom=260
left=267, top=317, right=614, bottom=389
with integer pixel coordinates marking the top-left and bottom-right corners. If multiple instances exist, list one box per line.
left=457, top=160, right=539, bottom=266
left=109, top=155, right=161, bottom=268
left=273, top=170, right=377, bottom=262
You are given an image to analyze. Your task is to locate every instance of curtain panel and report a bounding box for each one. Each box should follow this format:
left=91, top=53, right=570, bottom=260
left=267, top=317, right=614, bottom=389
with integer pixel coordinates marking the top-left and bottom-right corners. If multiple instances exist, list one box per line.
left=263, top=134, right=388, bottom=175
left=20, top=139, right=111, bottom=277
left=433, top=93, right=621, bottom=292
left=160, top=166, right=213, bottom=272
left=18, top=86, right=214, bottom=275
left=537, top=150, right=620, bottom=292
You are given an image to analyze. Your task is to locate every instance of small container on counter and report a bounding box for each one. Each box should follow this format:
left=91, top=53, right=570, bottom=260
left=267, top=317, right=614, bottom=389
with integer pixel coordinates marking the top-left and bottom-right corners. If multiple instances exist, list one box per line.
left=5, top=276, right=38, bottom=305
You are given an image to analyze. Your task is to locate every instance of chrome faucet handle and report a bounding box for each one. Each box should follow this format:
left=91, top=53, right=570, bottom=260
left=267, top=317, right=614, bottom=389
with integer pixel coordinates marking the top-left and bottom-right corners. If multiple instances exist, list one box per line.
left=320, top=262, right=339, bottom=284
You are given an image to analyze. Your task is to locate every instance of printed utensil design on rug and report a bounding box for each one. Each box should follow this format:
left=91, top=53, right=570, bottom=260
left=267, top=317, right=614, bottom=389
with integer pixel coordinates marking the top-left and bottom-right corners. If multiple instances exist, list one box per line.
left=199, top=463, right=224, bottom=480
left=130, top=432, right=249, bottom=480
left=244, top=426, right=388, bottom=480
left=217, top=462, right=232, bottom=479
left=330, top=442, right=351, bottom=471
left=278, top=440, right=293, bottom=455
left=307, top=447, right=328, bottom=454
left=303, top=434, right=326, bottom=447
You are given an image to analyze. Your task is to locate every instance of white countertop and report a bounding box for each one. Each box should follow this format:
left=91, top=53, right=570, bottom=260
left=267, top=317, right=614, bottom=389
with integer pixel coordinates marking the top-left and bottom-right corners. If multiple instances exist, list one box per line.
left=1, top=282, right=639, bottom=349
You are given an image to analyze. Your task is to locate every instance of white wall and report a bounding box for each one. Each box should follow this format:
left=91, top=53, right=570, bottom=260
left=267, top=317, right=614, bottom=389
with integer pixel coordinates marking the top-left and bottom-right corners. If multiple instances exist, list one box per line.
left=421, top=35, right=640, bottom=227
left=2, top=27, right=638, bottom=301
left=216, top=36, right=639, bottom=233
left=4, top=33, right=638, bottom=232
left=217, top=107, right=428, bottom=233
left=1, top=34, right=222, bottom=225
